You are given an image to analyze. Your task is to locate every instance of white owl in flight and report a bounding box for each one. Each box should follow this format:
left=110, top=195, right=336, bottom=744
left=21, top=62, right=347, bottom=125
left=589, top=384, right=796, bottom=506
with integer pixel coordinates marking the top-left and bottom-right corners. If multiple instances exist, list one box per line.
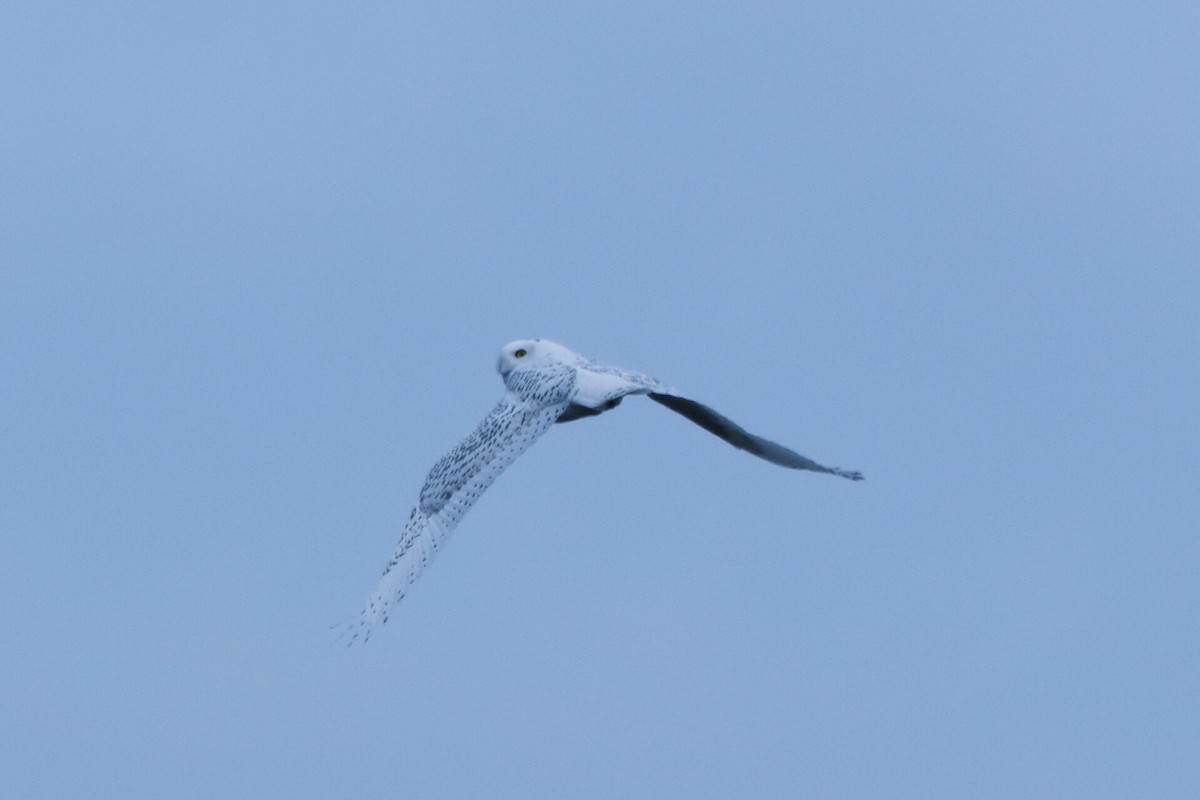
left=347, top=339, right=862, bottom=642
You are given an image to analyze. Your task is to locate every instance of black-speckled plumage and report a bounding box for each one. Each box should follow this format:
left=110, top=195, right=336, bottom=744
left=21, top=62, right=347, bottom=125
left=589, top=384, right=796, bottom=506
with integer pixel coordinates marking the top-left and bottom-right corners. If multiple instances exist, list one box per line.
left=345, top=339, right=861, bottom=643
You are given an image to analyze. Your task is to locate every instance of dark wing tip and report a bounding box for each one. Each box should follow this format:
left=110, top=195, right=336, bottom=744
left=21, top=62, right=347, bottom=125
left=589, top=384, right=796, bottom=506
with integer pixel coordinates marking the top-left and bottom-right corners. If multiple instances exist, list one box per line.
left=648, top=392, right=863, bottom=480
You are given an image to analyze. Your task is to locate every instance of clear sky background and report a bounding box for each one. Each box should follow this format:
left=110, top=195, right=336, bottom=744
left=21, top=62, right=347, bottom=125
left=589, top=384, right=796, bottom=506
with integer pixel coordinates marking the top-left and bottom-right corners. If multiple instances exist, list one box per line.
left=2, top=3, right=1198, bottom=798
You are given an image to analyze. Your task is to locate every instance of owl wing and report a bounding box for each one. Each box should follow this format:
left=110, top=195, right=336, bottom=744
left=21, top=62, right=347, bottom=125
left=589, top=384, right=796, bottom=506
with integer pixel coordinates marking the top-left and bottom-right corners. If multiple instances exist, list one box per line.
left=648, top=392, right=864, bottom=480
left=346, top=391, right=570, bottom=643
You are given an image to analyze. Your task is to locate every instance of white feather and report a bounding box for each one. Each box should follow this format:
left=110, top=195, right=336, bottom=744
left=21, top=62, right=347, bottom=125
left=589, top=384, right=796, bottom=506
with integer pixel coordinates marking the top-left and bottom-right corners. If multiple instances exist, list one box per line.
left=344, top=338, right=861, bottom=644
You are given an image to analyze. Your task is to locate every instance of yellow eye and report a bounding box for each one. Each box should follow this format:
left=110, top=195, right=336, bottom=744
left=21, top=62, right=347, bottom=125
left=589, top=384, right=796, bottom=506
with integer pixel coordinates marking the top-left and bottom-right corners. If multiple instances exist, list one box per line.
left=514, top=348, right=527, bottom=358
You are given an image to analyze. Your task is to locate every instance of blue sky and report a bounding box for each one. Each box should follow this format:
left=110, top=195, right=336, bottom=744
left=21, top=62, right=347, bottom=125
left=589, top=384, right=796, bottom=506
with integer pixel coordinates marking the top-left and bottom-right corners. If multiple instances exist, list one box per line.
left=2, top=3, right=1198, bottom=798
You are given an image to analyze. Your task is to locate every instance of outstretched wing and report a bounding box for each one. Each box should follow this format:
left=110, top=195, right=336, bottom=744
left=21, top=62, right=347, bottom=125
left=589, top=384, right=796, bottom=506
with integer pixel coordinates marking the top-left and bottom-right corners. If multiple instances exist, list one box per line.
left=347, top=392, right=569, bottom=643
left=648, top=393, right=864, bottom=481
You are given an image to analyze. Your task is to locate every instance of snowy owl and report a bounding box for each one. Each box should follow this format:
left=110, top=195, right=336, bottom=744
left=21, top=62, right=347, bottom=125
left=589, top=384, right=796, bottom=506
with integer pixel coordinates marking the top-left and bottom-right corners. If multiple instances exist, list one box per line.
left=347, top=339, right=862, bottom=642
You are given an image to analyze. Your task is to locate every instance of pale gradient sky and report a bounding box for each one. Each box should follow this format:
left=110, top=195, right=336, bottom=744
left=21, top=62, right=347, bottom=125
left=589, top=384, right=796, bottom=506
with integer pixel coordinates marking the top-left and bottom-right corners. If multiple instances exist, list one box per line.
left=2, top=3, right=1198, bottom=798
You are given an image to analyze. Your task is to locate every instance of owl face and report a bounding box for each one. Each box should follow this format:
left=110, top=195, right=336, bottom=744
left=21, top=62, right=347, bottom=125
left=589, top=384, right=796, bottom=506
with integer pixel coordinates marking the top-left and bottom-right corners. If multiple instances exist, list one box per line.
left=496, top=338, right=577, bottom=378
